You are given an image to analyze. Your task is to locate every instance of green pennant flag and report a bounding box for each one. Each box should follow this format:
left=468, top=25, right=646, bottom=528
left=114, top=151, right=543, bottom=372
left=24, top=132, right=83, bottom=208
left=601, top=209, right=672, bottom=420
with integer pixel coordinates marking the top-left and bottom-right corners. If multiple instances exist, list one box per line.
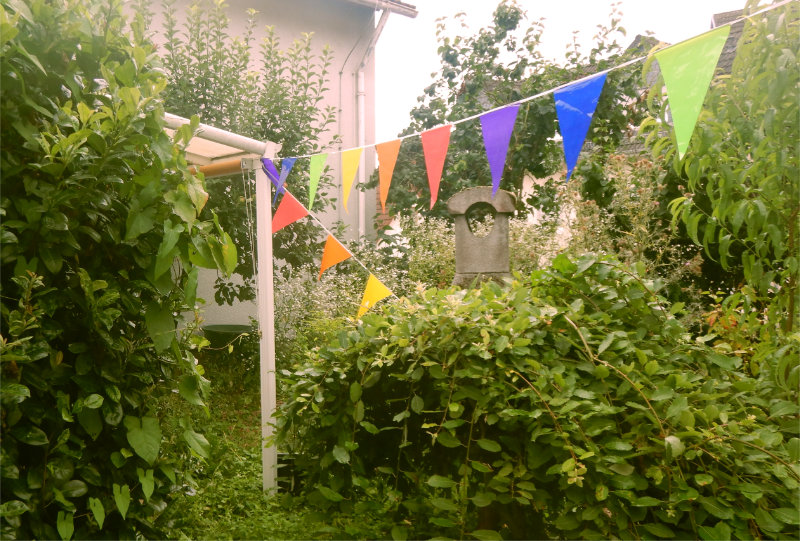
left=307, top=153, right=327, bottom=210
left=655, top=26, right=730, bottom=159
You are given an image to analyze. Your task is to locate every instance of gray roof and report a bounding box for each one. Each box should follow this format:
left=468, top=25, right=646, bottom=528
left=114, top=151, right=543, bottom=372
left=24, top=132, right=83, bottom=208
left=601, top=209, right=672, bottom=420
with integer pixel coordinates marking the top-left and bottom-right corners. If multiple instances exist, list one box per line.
left=338, top=0, right=417, bottom=18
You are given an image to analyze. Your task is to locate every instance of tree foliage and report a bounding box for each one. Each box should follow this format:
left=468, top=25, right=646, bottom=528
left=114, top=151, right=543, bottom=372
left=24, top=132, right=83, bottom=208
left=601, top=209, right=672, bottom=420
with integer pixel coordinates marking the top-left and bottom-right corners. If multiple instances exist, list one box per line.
left=0, top=0, right=233, bottom=537
left=277, top=255, right=799, bottom=539
left=155, top=0, right=339, bottom=300
left=641, top=1, right=799, bottom=332
left=373, top=0, right=643, bottom=220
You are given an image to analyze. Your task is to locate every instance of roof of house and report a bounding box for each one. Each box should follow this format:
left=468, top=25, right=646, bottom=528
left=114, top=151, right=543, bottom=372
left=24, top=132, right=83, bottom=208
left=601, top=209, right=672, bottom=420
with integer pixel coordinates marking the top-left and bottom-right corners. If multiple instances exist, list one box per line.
left=339, top=0, right=417, bottom=18
left=711, top=9, right=745, bottom=74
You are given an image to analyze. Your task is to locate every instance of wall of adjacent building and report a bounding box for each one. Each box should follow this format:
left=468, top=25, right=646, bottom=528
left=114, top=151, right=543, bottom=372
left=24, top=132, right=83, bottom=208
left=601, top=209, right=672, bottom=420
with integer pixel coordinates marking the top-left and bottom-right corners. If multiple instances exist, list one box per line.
left=138, top=0, right=381, bottom=325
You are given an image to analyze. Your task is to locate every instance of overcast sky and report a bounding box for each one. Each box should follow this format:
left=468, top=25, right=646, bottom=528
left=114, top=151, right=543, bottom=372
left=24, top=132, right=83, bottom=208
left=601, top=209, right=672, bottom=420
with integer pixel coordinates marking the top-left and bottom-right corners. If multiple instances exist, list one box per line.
left=375, top=0, right=748, bottom=142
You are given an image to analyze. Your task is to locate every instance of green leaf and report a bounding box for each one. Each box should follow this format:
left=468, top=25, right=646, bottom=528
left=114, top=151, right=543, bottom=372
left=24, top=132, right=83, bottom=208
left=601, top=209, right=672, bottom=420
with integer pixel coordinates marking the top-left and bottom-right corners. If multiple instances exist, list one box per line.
left=698, top=496, right=734, bottom=520
left=220, top=232, right=237, bottom=276
left=471, top=530, right=503, bottom=541
left=145, top=301, right=175, bottom=352
left=664, top=435, right=685, bottom=462
left=11, top=424, right=49, bottom=446
left=137, top=468, right=154, bottom=502
left=183, top=429, right=210, bottom=459
left=332, top=445, right=350, bottom=464
left=354, top=400, right=365, bottom=423
left=666, top=396, right=688, bottom=421
left=595, top=484, right=609, bottom=501
left=641, top=523, right=676, bottom=538
left=88, top=497, right=105, bottom=529
left=410, top=395, right=424, bottom=414
left=84, top=393, right=104, bottom=409
left=471, top=492, right=495, bottom=507
left=391, top=525, right=408, bottom=541
left=426, top=475, right=457, bottom=488
left=165, top=190, right=196, bottom=227
left=349, top=381, right=362, bottom=403
left=179, top=374, right=205, bottom=406
left=435, top=430, right=461, bottom=448
left=429, top=497, right=458, bottom=512
left=698, top=522, right=731, bottom=541
left=608, top=463, right=634, bottom=476
left=633, top=496, right=661, bottom=506
left=773, top=507, right=800, bottom=525
left=61, top=480, right=87, bottom=498
left=0, top=382, right=30, bottom=404
left=124, top=416, right=161, bottom=465
left=113, top=483, right=130, bottom=519
left=0, top=500, right=29, bottom=518
left=694, top=473, right=714, bottom=486
left=125, top=206, right=156, bottom=240
left=57, top=511, right=74, bottom=541
left=754, top=507, right=783, bottom=533
left=317, top=485, right=343, bottom=502
left=359, top=421, right=379, bottom=434
left=476, top=438, right=501, bottom=452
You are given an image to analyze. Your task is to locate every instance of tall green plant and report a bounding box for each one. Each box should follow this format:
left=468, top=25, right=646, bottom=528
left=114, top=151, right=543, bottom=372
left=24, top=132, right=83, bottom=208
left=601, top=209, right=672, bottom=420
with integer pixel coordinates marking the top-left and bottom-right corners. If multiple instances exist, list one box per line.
left=0, top=0, right=234, bottom=537
left=277, top=255, right=799, bottom=540
left=641, top=1, right=799, bottom=332
left=157, top=0, right=340, bottom=300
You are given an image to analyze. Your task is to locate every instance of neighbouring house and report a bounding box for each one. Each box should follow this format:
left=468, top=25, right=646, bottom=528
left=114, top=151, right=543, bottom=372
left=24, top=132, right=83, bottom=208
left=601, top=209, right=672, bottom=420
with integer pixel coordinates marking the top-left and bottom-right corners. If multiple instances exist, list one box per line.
left=137, top=0, right=418, bottom=326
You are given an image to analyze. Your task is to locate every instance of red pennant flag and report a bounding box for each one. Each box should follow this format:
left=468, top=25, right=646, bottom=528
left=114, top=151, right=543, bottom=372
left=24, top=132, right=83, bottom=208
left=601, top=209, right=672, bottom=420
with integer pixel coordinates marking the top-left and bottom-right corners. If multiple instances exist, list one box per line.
left=420, top=125, right=452, bottom=209
left=271, top=191, right=308, bottom=233
left=318, top=234, right=352, bottom=279
left=376, top=139, right=402, bottom=214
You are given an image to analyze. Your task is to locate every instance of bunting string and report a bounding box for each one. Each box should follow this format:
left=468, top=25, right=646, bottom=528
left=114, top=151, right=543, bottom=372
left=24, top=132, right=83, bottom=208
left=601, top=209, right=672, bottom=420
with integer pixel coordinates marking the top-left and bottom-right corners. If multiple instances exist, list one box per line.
left=283, top=0, right=790, bottom=160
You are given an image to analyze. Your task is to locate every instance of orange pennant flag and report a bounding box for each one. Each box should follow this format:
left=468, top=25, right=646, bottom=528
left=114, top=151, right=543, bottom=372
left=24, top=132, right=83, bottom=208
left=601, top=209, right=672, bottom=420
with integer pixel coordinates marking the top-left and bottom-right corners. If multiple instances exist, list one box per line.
left=341, top=148, right=363, bottom=214
left=318, top=234, right=352, bottom=279
left=272, top=191, right=308, bottom=233
left=420, top=125, right=452, bottom=209
left=375, top=139, right=402, bottom=214
left=357, top=274, right=392, bottom=318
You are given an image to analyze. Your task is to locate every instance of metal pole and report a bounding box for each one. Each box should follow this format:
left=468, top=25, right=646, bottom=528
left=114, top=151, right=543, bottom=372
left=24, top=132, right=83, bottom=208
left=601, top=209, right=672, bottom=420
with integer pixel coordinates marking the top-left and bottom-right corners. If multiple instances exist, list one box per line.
left=251, top=149, right=280, bottom=492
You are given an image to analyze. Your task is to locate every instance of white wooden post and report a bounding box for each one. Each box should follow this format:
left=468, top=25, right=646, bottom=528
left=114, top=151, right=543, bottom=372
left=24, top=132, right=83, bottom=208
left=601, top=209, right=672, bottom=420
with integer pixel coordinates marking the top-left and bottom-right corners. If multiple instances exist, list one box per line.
left=252, top=146, right=280, bottom=491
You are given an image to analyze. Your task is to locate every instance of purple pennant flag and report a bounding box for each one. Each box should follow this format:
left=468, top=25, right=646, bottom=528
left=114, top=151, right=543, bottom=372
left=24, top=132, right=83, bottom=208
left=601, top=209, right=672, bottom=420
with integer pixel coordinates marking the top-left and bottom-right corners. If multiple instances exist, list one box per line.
left=272, top=157, right=297, bottom=205
left=260, top=157, right=281, bottom=194
left=554, top=73, right=607, bottom=180
left=480, top=105, right=520, bottom=197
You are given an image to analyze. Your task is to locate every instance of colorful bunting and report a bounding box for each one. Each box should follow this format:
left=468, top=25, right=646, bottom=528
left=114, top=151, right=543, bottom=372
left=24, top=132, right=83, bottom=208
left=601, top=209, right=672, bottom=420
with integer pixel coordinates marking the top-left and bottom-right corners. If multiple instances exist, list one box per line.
left=318, top=234, right=352, bottom=279
left=261, top=158, right=280, bottom=189
left=357, top=274, right=392, bottom=318
left=271, top=191, right=308, bottom=233
left=272, top=157, right=297, bottom=205
left=554, top=73, right=608, bottom=180
left=655, top=26, right=730, bottom=158
left=480, top=105, right=520, bottom=196
left=376, top=139, right=402, bottom=214
left=420, top=125, right=452, bottom=209
left=340, top=148, right=363, bottom=213
left=307, top=153, right=328, bottom=210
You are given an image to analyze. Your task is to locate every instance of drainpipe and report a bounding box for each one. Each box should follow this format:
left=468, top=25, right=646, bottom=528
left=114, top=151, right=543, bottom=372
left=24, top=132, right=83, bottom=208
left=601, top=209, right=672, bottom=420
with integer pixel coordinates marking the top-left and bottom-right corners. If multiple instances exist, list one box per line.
left=356, top=8, right=391, bottom=239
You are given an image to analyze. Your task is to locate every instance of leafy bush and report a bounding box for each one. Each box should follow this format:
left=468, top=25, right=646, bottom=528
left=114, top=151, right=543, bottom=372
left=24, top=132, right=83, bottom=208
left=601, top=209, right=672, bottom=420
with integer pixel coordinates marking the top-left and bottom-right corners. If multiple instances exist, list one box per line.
left=276, top=255, right=799, bottom=540
left=0, top=0, right=233, bottom=537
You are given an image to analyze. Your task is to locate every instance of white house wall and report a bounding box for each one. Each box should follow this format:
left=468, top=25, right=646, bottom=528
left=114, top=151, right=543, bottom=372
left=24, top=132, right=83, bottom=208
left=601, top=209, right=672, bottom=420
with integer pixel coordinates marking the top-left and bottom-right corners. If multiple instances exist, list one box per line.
left=139, top=0, right=383, bottom=325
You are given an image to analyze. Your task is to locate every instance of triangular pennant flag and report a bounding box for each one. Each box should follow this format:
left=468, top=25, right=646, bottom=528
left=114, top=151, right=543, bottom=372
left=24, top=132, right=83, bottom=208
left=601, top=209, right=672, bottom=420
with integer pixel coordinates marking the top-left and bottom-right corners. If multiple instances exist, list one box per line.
left=341, top=148, right=363, bottom=214
left=272, top=157, right=297, bottom=206
left=318, top=234, right=352, bottom=279
left=307, top=153, right=328, bottom=210
left=480, top=105, right=520, bottom=197
left=357, top=274, right=392, bottom=318
left=271, top=191, right=308, bottom=233
left=655, top=26, right=730, bottom=158
left=376, top=139, right=402, bottom=214
left=420, top=125, right=452, bottom=209
left=554, top=73, right=608, bottom=180
left=261, top=157, right=280, bottom=188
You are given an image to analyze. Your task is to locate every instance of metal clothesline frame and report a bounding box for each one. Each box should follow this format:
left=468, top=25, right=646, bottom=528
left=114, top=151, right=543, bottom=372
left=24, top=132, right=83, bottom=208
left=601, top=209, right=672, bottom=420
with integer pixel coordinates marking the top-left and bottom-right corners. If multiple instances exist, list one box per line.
left=164, top=113, right=281, bottom=491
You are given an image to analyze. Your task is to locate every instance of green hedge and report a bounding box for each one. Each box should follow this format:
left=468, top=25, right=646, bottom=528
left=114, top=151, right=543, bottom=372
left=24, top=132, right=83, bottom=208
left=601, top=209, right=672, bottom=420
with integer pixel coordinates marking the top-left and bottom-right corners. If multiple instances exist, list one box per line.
left=277, top=255, right=799, bottom=540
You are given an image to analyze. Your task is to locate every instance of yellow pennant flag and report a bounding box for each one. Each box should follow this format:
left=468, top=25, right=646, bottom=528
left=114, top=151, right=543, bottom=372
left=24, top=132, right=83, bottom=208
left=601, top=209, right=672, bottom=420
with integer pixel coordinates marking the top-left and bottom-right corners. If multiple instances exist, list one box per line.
left=341, top=148, right=363, bottom=214
left=357, top=274, right=392, bottom=318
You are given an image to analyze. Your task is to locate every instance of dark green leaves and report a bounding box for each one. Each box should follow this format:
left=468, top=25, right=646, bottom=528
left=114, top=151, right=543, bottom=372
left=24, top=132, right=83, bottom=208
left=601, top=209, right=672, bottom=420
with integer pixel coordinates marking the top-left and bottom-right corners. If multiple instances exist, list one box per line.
left=124, top=416, right=161, bottom=465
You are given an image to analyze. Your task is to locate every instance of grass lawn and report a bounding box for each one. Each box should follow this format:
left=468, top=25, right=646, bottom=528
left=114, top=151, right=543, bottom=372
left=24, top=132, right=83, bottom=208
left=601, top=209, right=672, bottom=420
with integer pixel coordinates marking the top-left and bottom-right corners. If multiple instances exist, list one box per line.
left=157, top=356, right=394, bottom=540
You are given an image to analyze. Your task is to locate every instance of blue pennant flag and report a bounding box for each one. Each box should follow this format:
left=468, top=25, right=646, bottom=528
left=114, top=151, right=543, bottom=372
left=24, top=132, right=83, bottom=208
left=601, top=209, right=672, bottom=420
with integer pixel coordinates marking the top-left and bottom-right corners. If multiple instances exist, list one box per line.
left=261, top=157, right=296, bottom=206
left=554, top=73, right=607, bottom=180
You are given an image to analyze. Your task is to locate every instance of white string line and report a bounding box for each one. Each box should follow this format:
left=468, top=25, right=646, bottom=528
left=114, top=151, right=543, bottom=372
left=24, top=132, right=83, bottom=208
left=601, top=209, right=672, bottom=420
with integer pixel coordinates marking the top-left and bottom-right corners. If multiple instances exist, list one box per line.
left=284, top=0, right=795, bottom=160
left=283, top=190, right=400, bottom=300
